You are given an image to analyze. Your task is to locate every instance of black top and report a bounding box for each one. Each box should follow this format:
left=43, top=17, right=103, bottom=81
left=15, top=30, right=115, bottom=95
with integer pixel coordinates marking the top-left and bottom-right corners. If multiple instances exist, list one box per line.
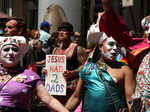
left=67, top=45, right=80, bottom=70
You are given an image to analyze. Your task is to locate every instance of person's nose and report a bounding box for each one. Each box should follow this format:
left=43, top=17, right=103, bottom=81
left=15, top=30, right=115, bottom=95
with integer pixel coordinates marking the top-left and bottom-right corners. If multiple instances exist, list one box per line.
left=112, top=45, right=118, bottom=52
left=112, top=45, right=117, bottom=49
left=8, top=48, right=14, bottom=54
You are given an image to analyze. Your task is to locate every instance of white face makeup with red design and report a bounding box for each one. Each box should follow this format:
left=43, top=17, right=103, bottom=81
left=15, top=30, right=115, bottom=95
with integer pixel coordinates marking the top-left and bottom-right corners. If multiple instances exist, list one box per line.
left=101, top=37, right=118, bottom=61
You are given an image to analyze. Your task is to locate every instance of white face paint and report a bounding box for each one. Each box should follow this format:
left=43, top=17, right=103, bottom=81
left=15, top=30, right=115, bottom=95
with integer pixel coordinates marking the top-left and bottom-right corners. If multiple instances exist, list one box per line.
left=0, top=44, right=21, bottom=67
left=101, top=37, right=118, bottom=61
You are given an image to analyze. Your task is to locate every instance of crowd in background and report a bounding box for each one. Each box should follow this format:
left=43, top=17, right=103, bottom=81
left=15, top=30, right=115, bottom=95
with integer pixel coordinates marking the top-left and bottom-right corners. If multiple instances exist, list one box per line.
left=0, top=0, right=150, bottom=112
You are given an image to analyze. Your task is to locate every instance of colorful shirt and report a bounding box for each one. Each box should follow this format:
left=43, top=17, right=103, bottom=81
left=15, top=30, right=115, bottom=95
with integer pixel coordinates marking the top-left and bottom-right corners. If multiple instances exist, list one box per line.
left=79, top=62, right=127, bottom=112
left=132, top=51, right=150, bottom=112
left=0, top=69, right=42, bottom=109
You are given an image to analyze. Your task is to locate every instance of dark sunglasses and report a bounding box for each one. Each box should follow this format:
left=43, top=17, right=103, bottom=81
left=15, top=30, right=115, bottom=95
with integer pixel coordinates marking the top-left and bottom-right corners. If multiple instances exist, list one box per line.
left=3, top=47, right=19, bottom=52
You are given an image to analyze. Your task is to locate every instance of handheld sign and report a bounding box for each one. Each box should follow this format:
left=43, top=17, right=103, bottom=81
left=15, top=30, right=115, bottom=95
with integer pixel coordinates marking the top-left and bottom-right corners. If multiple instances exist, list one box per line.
left=45, top=55, right=66, bottom=95
left=122, top=0, right=134, bottom=7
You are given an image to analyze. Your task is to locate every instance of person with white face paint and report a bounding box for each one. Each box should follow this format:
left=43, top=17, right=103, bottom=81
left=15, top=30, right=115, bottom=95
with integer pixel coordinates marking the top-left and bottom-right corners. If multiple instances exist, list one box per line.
left=0, top=44, right=21, bottom=67
left=65, top=32, right=136, bottom=112
left=101, top=37, right=118, bottom=61
left=0, top=36, right=69, bottom=112
left=99, top=0, right=150, bottom=73
left=100, top=1, right=150, bottom=111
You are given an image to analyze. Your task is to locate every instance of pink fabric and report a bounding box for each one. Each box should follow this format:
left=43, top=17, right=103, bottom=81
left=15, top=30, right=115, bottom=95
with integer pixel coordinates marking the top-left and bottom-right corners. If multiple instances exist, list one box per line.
left=128, top=38, right=149, bottom=51
left=74, top=101, right=82, bottom=112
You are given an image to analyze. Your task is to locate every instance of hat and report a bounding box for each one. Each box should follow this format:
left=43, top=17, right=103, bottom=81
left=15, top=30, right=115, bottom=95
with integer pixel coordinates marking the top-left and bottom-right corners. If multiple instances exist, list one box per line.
left=86, top=24, right=107, bottom=44
left=40, top=21, right=52, bottom=28
left=98, top=32, right=108, bottom=45
left=0, top=36, right=29, bottom=56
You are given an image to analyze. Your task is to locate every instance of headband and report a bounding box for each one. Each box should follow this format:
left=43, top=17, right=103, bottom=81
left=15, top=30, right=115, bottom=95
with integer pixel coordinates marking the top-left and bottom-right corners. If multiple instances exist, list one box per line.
left=0, top=36, right=29, bottom=56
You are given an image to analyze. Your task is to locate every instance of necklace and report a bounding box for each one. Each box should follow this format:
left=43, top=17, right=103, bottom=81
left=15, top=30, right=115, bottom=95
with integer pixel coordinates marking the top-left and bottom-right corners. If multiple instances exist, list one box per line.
left=85, top=57, right=109, bottom=75
left=96, top=58, right=109, bottom=70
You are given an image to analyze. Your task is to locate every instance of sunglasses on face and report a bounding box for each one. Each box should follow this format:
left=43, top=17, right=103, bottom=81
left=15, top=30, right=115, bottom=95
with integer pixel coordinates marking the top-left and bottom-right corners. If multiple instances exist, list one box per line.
left=3, top=47, right=19, bottom=52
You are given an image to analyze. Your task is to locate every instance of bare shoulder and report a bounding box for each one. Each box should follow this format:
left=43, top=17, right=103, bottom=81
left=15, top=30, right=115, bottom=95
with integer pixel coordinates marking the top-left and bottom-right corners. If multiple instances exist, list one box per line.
left=77, top=45, right=87, bottom=56
left=121, top=65, right=134, bottom=76
left=121, top=65, right=132, bottom=70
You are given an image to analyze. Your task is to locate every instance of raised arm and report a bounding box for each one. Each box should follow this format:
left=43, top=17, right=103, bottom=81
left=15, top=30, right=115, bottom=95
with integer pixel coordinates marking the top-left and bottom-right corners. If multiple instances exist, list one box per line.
left=35, top=84, right=69, bottom=112
left=100, top=0, right=132, bottom=49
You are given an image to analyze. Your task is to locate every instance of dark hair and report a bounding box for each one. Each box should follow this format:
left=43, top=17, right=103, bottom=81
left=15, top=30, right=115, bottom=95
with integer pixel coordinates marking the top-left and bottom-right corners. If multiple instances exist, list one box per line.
left=7, top=17, right=26, bottom=31
left=47, top=37, right=56, bottom=47
left=57, top=22, right=74, bottom=33
left=91, top=45, right=101, bottom=63
left=6, top=17, right=28, bottom=38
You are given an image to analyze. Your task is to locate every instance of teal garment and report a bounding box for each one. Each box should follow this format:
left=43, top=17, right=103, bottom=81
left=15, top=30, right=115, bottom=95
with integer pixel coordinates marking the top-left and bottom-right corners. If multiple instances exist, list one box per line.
left=79, top=62, right=127, bottom=112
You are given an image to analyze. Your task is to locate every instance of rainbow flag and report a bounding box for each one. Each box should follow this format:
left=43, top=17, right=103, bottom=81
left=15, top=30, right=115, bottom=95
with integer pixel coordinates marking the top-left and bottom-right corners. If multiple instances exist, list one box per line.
left=116, top=54, right=128, bottom=65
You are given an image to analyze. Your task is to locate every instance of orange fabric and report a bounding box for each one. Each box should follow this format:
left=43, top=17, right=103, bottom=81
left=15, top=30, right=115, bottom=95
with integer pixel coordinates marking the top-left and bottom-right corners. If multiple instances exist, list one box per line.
left=130, top=47, right=150, bottom=56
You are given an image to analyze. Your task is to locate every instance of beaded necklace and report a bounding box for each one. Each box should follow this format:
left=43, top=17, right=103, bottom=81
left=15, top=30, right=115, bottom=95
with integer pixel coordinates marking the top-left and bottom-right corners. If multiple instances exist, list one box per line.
left=96, top=58, right=109, bottom=70
left=85, top=57, right=109, bottom=74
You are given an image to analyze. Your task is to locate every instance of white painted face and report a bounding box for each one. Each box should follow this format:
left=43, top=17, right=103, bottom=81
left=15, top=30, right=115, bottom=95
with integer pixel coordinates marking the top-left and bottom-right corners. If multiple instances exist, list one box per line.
left=0, top=44, right=21, bottom=67
left=101, top=37, right=118, bottom=61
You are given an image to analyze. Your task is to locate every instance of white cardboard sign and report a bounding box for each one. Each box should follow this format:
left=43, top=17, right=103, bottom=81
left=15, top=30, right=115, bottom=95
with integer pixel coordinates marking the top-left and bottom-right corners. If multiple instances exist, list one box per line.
left=45, top=55, right=66, bottom=95
left=122, top=0, right=134, bottom=7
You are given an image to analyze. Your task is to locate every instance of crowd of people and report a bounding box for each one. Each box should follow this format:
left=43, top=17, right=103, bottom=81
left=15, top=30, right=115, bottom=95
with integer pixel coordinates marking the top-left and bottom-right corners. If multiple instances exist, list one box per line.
left=0, top=0, right=150, bottom=112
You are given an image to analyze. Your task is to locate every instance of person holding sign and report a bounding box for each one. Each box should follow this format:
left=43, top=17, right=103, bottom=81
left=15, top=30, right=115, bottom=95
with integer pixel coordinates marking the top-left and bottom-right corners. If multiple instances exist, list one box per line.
left=65, top=32, right=136, bottom=112
left=51, top=22, right=88, bottom=105
left=0, top=36, right=68, bottom=112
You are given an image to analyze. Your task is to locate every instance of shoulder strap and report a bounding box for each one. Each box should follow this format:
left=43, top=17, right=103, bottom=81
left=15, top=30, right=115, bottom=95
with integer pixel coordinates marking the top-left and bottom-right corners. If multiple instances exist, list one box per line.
left=0, top=76, right=13, bottom=92
left=97, top=65, right=118, bottom=112
left=52, top=47, right=57, bottom=54
left=73, top=45, right=78, bottom=57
